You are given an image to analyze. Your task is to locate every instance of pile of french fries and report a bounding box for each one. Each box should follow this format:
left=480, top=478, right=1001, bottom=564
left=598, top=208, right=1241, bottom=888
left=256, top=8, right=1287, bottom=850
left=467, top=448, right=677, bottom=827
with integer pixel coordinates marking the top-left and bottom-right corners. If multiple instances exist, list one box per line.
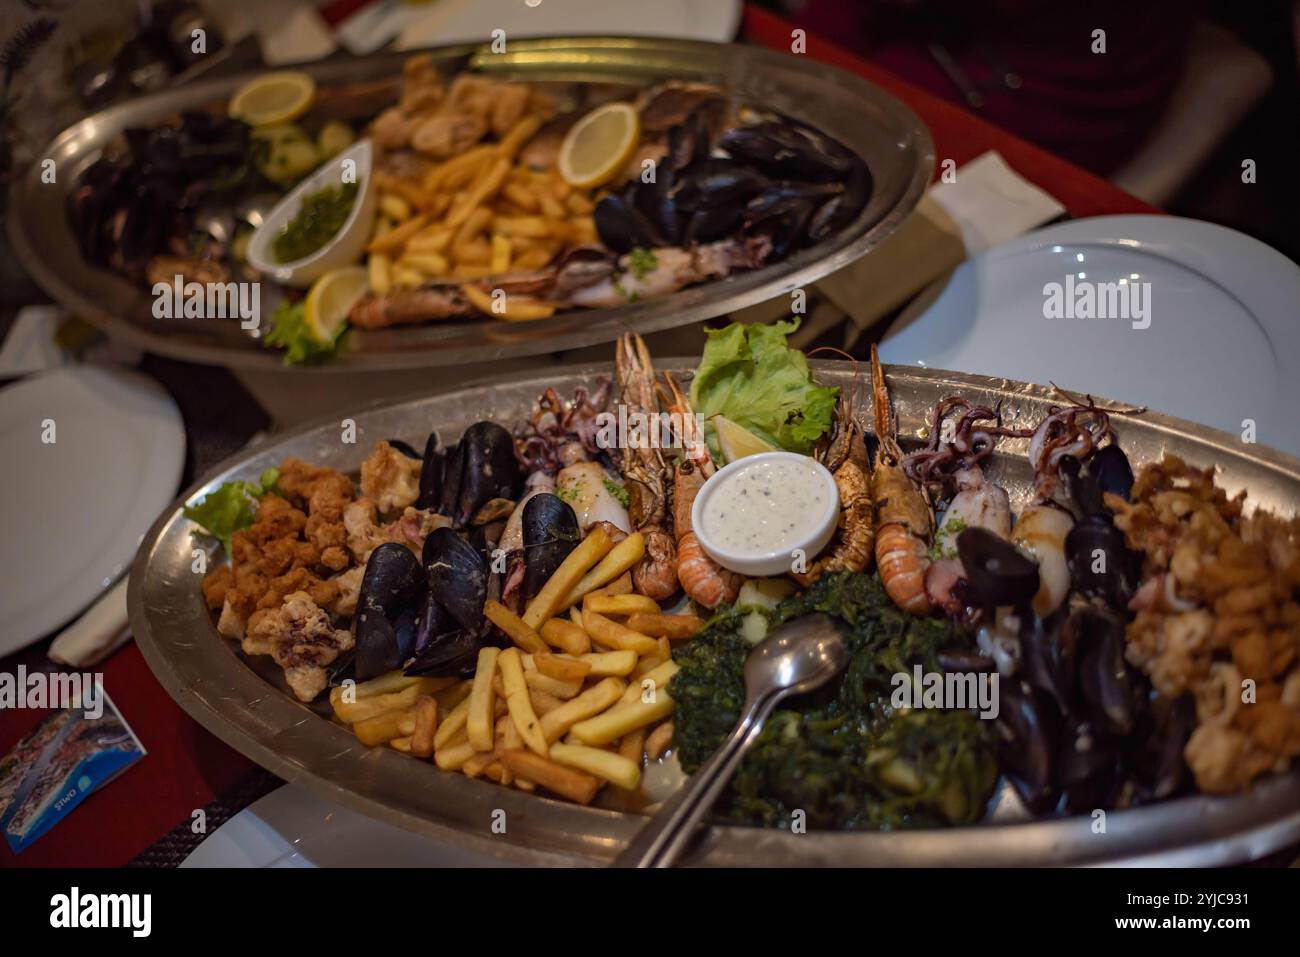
left=365, top=113, right=598, bottom=321
left=330, top=527, right=705, bottom=805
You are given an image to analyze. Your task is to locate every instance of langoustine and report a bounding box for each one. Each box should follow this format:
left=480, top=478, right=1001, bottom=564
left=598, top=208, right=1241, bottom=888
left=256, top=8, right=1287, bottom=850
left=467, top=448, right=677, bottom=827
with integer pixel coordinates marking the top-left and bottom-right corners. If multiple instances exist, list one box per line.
left=869, top=345, right=932, bottom=615
left=659, top=372, right=741, bottom=609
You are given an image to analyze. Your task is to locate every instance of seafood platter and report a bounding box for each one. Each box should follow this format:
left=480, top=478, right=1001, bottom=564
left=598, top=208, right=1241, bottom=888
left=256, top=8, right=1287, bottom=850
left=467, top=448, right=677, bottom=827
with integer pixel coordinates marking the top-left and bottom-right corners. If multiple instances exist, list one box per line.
left=130, top=321, right=1300, bottom=866
left=8, top=38, right=931, bottom=370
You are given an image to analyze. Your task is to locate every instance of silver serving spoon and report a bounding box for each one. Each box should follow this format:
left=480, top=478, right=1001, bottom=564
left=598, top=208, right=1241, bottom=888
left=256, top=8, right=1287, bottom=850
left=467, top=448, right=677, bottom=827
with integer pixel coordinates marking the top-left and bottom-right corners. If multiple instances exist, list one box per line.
left=613, top=613, right=848, bottom=868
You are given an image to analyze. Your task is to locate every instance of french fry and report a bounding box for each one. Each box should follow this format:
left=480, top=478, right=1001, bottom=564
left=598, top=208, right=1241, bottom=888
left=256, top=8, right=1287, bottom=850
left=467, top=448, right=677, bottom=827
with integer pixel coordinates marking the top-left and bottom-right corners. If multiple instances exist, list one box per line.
left=522, top=526, right=614, bottom=629
left=467, top=647, right=500, bottom=752
left=548, top=169, right=573, bottom=199
left=632, top=655, right=665, bottom=679
left=446, top=157, right=510, bottom=228
left=499, top=749, right=600, bottom=804
left=537, top=189, right=567, bottom=221
left=570, top=692, right=675, bottom=746
left=400, top=252, right=450, bottom=276
left=626, top=612, right=705, bottom=640
left=499, top=648, right=549, bottom=756
left=490, top=233, right=512, bottom=274
left=538, top=677, right=626, bottom=743
left=528, top=688, right=565, bottom=717
left=461, top=284, right=556, bottom=321
left=578, top=649, right=638, bottom=677
left=621, top=660, right=680, bottom=706
left=434, top=731, right=474, bottom=771
left=497, top=114, right=544, bottom=159
left=352, top=708, right=416, bottom=747
left=539, top=618, right=591, bottom=655
left=566, top=192, right=595, bottom=215
left=434, top=693, right=472, bottom=750
left=512, top=247, right=556, bottom=270
left=645, top=720, right=674, bottom=760
left=584, top=593, right=661, bottom=617
left=534, top=652, right=592, bottom=683
left=658, top=635, right=672, bottom=660
left=452, top=263, right=495, bottom=280
left=391, top=265, right=425, bottom=289
left=569, top=606, right=585, bottom=630
left=484, top=599, right=549, bottom=654
left=407, top=226, right=454, bottom=253
left=618, top=727, right=647, bottom=768
left=523, top=670, right=582, bottom=699
left=375, top=170, right=432, bottom=212
left=492, top=215, right=553, bottom=238
left=332, top=684, right=422, bottom=724
left=559, top=532, right=646, bottom=609
left=591, top=572, right=633, bottom=597
left=366, top=213, right=429, bottom=254
left=389, top=736, right=412, bottom=753
left=549, top=742, right=640, bottom=790
left=368, top=253, right=392, bottom=295
left=503, top=182, right=540, bottom=212
left=434, top=679, right=473, bottom=715
left=425, top=145, right=496, bottom=191
left=331, top=672, right=452, bottom=704
left=452, top=206, right=492, bottom=249
left=581, top=609, right=659, bottom=656
left=378, top=192, right=412, bottom=222
left=462, top=751, right=499, bottom=778
left=409, top=696, right=438, bottom=759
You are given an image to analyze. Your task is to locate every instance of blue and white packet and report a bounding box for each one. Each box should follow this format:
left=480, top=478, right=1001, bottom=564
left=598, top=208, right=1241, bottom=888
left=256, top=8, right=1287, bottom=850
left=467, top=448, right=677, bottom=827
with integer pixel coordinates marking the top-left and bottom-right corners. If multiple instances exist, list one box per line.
left=0, top=689, right=145, bottom=853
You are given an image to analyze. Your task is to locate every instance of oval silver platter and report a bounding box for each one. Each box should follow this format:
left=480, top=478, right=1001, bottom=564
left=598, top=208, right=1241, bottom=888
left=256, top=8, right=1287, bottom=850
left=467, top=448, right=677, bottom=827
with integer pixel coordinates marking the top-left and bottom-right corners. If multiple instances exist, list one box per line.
left=129, top=361, right=1300, bottom=866
left=8, top=37, right=931, bottom=372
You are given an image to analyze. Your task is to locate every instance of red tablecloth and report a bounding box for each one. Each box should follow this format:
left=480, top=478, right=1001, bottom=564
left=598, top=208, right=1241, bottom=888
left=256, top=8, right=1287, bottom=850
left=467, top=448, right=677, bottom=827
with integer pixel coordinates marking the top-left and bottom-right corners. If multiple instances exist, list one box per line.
left=0, top=4, right=1158, bottom=868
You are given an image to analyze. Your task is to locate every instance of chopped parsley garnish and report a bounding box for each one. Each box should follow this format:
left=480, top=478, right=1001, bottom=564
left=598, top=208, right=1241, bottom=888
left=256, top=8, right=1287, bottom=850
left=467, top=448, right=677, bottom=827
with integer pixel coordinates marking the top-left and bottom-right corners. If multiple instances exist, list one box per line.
left=603, top=478, right=630, bottom=507
left=928, top=517, right=969, bottom=560
left=628, top=247, right=658, bottom=280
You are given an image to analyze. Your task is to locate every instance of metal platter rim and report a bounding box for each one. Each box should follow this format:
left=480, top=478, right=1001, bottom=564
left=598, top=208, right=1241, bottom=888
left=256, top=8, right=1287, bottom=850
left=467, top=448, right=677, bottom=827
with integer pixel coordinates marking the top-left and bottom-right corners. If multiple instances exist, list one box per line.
left=128, top=359, right=1300, bottom=866
left=9, top=37, right=933, bottom=372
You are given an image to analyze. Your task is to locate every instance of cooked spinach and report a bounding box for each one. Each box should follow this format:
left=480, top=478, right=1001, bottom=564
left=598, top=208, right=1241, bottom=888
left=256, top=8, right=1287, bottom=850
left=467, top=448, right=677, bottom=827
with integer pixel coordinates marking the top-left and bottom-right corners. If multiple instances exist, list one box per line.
left=671, top=571, right=997, bottom=830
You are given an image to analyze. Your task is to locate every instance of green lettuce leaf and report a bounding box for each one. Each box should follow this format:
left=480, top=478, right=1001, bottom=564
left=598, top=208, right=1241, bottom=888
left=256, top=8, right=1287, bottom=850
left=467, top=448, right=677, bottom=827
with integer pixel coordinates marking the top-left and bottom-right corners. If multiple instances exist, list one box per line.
left=183, top=467, right=281, bottom=555
left=263, top=299, right=348, bottom=366
left=689, top=317, right=838, bottom=457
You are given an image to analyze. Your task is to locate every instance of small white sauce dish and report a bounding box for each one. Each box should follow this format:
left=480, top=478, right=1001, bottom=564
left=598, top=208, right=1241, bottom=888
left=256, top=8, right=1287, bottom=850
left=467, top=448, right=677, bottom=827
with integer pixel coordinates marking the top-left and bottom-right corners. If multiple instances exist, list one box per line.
left=246, top=139, right=377, bottom=288
left=691, top=450, right=840, bottom=577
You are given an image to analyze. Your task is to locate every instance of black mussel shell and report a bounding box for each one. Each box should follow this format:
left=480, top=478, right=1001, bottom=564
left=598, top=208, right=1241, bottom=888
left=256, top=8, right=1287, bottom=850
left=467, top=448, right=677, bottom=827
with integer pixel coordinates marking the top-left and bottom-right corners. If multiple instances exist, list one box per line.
left=807, top=158, right=872, bottom=241
left=1057, top=720, right=1121, bottom=813
left=684, top=204, right=745, bottom=245
left=522, top=493, right=580, bottom=601
left=1068, top=605, right=1137, bottom=736
left=416, top=432, right=443, bottom=510
left=956, top=527, right=1040, bottom=608
left=634, top=166, right=683, bottom=246
left=387, top=438, right=422, bottom=459
left=1066, top=516, right=1140, bottom=607
left=1091, top=444, right=1135, bottom=502
left=404, top=629, right=482, bottom=678
left=438, top=439, right=463, bottom=519
left=673, top=159, right=771, bottom=210
left=423, top=526, right=488, bottom=635
left=1018, top=611, right=1073, bottom=711
left=412, top=586, right=452, bottom=656
left=997, top=683, right=1062, bottom=814
left=454, top=422, right=522, bottom=527
left=1151, top=695, right=1195, bottom=800
left=718, top=122, right=853, bottom=182
left=936, top=647, right=996, bottom=673
left=353, top=543, right=425, bottom=680
left=1060, top=455, right=1104, bottom=520
left=594, top=193, right=664, bottom=254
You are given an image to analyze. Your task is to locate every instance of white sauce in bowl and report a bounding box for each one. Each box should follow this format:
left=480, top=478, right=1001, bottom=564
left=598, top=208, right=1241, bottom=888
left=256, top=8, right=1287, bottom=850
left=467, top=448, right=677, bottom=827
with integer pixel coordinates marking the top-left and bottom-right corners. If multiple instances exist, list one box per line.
left=700, top=456, right=831, bottom=555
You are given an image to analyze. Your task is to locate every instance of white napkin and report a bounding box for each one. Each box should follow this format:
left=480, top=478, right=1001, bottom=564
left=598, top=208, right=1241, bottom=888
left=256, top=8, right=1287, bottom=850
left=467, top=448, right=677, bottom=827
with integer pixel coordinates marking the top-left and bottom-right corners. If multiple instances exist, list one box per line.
left=926, top=150, right=1066, bottom=255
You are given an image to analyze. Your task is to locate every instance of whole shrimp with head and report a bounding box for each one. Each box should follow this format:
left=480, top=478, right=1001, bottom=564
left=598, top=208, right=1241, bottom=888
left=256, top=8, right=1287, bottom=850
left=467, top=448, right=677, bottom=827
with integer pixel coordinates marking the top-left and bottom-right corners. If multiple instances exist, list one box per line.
left=904, top=397, right=1030, bottom=616
left=870, top=345, right=934, bottom=615
left=659, top=372, right=742, bottom=609
left=615, top=333, right=678, bottom=600
left=791, top=378, right=874, bottom=587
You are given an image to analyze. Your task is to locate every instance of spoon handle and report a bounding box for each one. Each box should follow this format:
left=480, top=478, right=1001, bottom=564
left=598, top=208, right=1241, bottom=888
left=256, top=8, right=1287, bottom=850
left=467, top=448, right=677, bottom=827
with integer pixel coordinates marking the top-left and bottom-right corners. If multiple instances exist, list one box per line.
left=612, top=693, right=779, bottom=868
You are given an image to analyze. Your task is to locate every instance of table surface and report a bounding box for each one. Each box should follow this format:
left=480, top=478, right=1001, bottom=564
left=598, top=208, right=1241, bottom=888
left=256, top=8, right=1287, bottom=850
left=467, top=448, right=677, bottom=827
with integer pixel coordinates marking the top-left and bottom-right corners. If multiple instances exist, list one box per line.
left=0, top=3, right=1160, bottom=868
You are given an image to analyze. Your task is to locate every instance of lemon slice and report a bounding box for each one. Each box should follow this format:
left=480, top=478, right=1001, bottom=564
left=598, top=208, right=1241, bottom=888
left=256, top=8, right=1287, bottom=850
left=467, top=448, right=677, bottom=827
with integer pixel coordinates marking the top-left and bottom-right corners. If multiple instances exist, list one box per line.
left=229, top=71, right=316, bottom=127
left=557, top=102, right=641, bottom=189
left=303, top=267, right=368, bottom=344
left=713, top=415, right=777, bottom=463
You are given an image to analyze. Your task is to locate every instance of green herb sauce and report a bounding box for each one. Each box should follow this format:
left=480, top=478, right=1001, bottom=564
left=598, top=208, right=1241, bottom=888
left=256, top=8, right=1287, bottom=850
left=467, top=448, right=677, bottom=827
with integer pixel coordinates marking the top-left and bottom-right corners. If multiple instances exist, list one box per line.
left=272, top=180, right=359, bottom=263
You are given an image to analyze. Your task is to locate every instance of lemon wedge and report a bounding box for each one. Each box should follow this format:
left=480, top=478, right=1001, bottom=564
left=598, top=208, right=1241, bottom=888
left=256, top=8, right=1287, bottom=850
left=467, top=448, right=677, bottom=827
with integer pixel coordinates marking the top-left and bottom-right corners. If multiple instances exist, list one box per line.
left=557, top=102, right=641, bottom=189
left=229, top=71, right=316, bottom=127
left=713, top=415, right=777, bottom=463
left=303, top=267, right=368, bottom=344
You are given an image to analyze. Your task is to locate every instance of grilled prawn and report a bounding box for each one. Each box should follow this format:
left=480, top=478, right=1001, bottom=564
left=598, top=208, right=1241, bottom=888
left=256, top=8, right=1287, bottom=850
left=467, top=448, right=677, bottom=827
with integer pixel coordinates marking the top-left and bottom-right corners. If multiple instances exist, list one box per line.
left=659, top=372, right=741, bottom=609
left=870, top=345, right=933, bottom=615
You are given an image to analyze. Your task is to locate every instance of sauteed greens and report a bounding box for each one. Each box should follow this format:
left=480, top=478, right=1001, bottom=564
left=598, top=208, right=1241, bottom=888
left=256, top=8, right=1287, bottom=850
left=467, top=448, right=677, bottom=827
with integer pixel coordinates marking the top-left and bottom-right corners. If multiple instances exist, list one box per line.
left=671, top=571, right=998, bottom=830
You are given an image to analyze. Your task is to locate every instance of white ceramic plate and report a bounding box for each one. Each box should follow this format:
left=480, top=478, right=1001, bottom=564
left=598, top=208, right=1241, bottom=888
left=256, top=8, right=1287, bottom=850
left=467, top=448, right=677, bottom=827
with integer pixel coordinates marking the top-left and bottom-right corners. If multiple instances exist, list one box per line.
left=392, top=0, right=743, bottom=51
left=880, top=216, right=1300, bottom=455
left=181, top=785, right=511, bottom=868
left=0, top=367, right=184, bottom=654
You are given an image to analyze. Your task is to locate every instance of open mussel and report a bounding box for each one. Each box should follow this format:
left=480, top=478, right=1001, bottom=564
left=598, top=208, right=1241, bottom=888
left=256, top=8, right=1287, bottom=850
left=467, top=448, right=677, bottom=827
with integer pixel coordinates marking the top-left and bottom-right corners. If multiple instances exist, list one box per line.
left=404, top=527, right=491, bottom=677
left=522, top=493, right=580, bottom=600
left=415, top=431, right=443, bottom=510
left=997, top=682, right=1061, bottom=813
left=353, top=543, right=425, bottom=681
left=1067, top=605, right=1138, bottom=736
left=594, top=191, right=666, bottom=254
left=1066, top=516, right=1141, bottom=607
left=717, top=121, right=853, bottom=182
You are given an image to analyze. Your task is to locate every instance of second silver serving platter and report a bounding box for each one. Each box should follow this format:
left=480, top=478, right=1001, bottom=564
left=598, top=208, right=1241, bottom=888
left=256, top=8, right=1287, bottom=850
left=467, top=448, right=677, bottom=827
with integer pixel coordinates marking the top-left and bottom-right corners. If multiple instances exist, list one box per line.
left=129, top=361, right=1300, bottom=866
left=8, top=37, right=932, bottom=372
